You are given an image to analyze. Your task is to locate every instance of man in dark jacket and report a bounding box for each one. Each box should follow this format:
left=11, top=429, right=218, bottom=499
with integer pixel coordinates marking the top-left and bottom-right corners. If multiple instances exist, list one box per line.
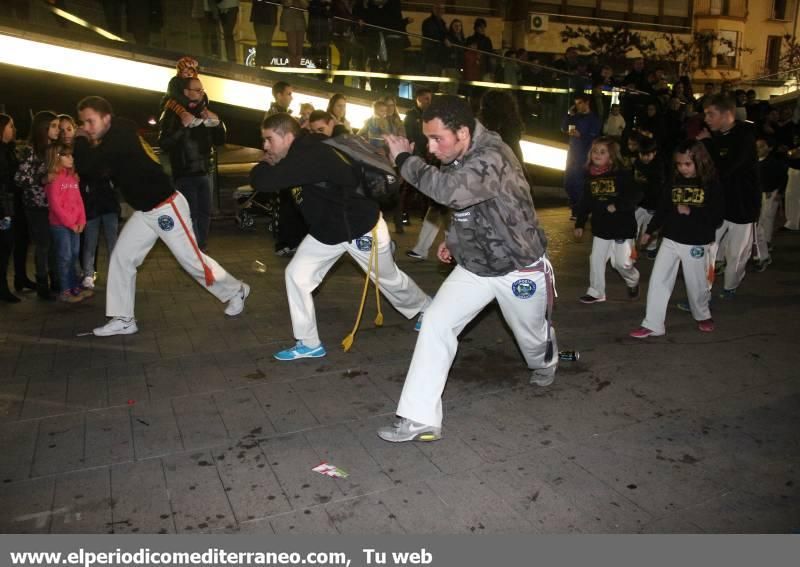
left=700, top=94, right=759, bottom=298
left=159, top=76, right=225, bottom=251
left=250, top=113, right=431, bottom=362
left=75, top=96, right=248, bottom=337
left=421, top=2, right=447, bottom=76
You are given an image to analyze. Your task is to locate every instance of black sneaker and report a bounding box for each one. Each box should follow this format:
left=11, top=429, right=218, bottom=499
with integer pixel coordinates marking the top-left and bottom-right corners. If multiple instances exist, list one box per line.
left=406, top=250, right=424, bottom=260
left=579, top=294, right=606, bottom=304
left=628, top=285, right=640, bottom=300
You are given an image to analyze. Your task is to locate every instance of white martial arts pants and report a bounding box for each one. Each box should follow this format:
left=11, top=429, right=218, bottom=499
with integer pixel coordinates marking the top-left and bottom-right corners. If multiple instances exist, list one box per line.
left=784, top=168, right=800, bottom=231
left=587, top=237, right=640, bottom=299
left=635, top=207, right=658, bottom=251
left=285, top=216, right=431, bottom=347
left=715, top=220, right=753, bottom=291
left=396, top=260, right=557, bottom=428
left=755, top=192, right=780, bottom=260
left=411, top=206, right=449, bottom=259
left=106, top=192, right=242, bottom=319
left=641, top=238, right=714, bottom=334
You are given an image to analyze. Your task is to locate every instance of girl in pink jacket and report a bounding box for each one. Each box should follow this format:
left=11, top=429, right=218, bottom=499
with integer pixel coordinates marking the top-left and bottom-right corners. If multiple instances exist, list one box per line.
left=44, top=143, right=92, bottom=303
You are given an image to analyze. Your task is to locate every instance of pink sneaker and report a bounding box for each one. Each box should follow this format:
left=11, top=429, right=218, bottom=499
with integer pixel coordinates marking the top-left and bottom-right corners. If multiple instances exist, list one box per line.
left=629, top=326, right=663, bottom=339
left=697, top=318, right=714, bottom=332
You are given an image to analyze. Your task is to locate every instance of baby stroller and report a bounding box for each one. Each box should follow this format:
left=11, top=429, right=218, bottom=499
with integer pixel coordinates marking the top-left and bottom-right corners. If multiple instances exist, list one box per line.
left=232, top=184, right=278, bottom=234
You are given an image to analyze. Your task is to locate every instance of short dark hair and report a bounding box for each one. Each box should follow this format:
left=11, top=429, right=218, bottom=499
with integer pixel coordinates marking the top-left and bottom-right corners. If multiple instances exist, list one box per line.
left=746, top=89, right=757, bottom=96
left=704, top=93, right=736, bottom=113
left=77, top=96, right=113, bottom=116
left=474, top=17, right=487, bottom=30
left=272, top=81, right=291, bottom=98
left=574, top=93, right=591, bottom=104
left=261, top=112, right=301, bottom=136
left=756, top=135, right=775, bottom=148
left=308, top=110, right=333, bottom=123
left=415, top=87, right=433, bottom=100
left=422, top=95, right=475, bottom=136
left=638, top=137, right=658, bottom=154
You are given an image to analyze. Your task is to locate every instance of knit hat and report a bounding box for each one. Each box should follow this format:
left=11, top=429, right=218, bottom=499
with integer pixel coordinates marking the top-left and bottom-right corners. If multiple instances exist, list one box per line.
left=176, top=56, right=199, bottom=77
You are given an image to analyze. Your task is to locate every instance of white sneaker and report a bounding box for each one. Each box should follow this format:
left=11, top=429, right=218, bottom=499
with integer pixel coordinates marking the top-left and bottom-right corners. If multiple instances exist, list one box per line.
left=82, top=276, right=95, bottom=290
left=377, top=417, right=441, bottom=443
left=224, top=283, right=250, bottom=317
left=529, top=365, right=556, bottom=387
left=93, top=317, right=138, bottom=337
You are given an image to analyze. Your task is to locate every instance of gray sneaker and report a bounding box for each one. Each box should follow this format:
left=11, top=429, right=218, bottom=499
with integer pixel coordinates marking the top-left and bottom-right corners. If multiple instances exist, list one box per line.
left=377, top=417, right=441, bottom=443
left=529, top=366, right=556, bottom=387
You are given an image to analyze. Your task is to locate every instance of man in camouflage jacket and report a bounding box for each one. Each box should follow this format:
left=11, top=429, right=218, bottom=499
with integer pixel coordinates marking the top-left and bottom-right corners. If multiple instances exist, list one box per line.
left=379, top=95, right=558, bottom=443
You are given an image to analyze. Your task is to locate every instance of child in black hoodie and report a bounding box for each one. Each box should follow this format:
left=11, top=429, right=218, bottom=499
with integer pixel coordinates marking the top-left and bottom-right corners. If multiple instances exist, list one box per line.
left=633, top=136, right=666, bottom=259
left=630, top=140, right=723, bottom=338
left=753, top=136, right=787, bottom=271
left=575, top=137, right=641, bottom=303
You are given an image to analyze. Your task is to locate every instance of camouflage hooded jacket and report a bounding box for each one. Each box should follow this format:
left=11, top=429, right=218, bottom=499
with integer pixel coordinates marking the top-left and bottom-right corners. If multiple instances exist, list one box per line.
left=398, top=121, right=547, bottom=276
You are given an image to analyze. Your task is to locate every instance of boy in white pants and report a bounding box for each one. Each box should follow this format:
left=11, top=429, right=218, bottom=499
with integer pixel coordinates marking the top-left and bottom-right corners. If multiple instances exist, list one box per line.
left=250, top=113, right=431, bottom=361
left=699, top=94, right=759, bottom=299
left=632, top=137, right=665, bottom=260
left=753, top=136, right=787, bottom=271
left=74, top=97, right=248, bottom=337
left=379, top=96, right=557, bottom=443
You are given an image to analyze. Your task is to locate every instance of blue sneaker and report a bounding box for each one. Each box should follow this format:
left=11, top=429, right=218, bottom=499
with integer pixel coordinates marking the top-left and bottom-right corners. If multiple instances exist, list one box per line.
left=273, top=341, right=327, bottom=361
left=414, top=312, right=424, bottom=332
left=719, top=288, right=736, bottom=300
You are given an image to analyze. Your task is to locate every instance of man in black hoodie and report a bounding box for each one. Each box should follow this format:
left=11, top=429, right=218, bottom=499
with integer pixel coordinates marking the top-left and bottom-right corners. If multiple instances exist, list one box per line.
left=700, top=94, right=758, bottom=298
left=250, top=113, right=431, bottom=362
left=74, top=96, right=249, bottom=337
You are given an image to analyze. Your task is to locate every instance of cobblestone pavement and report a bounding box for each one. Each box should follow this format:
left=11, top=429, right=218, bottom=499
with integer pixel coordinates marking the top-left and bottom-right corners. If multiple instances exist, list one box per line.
left=0, top=199, right=797, bottom=534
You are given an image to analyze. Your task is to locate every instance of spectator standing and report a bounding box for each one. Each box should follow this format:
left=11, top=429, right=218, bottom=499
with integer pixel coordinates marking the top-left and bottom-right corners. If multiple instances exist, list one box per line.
left=308, top=0, right=333, bottom=70
left=441, top=19, right=465, bottom=95
left=466, top=17, right=494, bottom=81
left=0, top=113, right=22, bottom=302
left=421, top=1, right=447, bottom=77
left=562, top=93, right=601, bottom=218
left=217, top=0, right=240, bottom=63
left=331, top=0, right=359, bottom=85
left=603, top=104, right=626, bottom=139
left=15, top=110, right=60, bottom=300
left=159, top=77, right=226, bottom=252
left=0, top=113, right=34, bottom=294
left=326, top=93, right=352, bottom=132
left=251, top=0, right=279, bottom=67
left=382, top=95, right=405, bottom=136
left=192, top=0, right=220, bottom=58
left=281, top=0, right=309, bottom=67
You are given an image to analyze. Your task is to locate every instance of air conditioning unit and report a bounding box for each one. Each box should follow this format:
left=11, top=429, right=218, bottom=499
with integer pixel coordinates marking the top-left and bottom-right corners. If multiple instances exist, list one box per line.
left=529, top=13, right=549, bottom=32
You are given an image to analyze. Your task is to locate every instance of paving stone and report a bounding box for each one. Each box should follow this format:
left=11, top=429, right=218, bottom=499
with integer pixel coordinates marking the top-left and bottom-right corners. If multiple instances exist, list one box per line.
left=171, top=394, right=229, bottom=450
left=66, top=366, right=108, bottom=411
left=0, top=420, right=38, bottom=483
left=378, top=480, right=476, bottom=534
left=292, top=373, right=395, bottom=425
left=32, top=413, right=85, bottom=477
left=326, top=494, right=406, bottom=534
left=162, top=451, right=235, bottom=533
left=110, top=459, right=175, bottom=534
left=212, top=442, right=292, bottom=523
left=259, top=432, right=344, bottom=510
left=0, top=378, right=26, bottom=422
left=20, top=372, right=67, bottom=419
left=130, top=398, right=184, bottom=459
left=0, top=477, right=55, bottom=533
left=143, top=359, right=190, bottom=400
left=304, top=424, right=394, bottom=498
left=269, top=507, right=339, bottom=534
left=250, top=382, right=319, bottom=433
left=213, top=389, right=276, bottom=440
left=106, top=362, right=150, bottom=407
left=84, top=406, right=133, bottom=467
left=49, top=468, right=112, bottom=534
left=425, top=471, right=536, bottom=533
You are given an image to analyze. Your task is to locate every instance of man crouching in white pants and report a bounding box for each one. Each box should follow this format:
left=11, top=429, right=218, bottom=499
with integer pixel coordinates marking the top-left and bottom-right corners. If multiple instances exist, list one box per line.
left=74, top=96, right=248, bottom=337
left=379, top=95, right=557, bottom=443
left=249, top=113, right=431, bottom=361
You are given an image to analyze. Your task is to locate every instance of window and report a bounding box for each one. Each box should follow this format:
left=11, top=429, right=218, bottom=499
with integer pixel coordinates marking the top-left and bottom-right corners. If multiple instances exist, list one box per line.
left=716, top=30, right=740, bottom=68
left=663, top=0, right=691, bottom=17
left=766, top=35, right=783, bottom=75
left=772, top=0, right=797, bottom=20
